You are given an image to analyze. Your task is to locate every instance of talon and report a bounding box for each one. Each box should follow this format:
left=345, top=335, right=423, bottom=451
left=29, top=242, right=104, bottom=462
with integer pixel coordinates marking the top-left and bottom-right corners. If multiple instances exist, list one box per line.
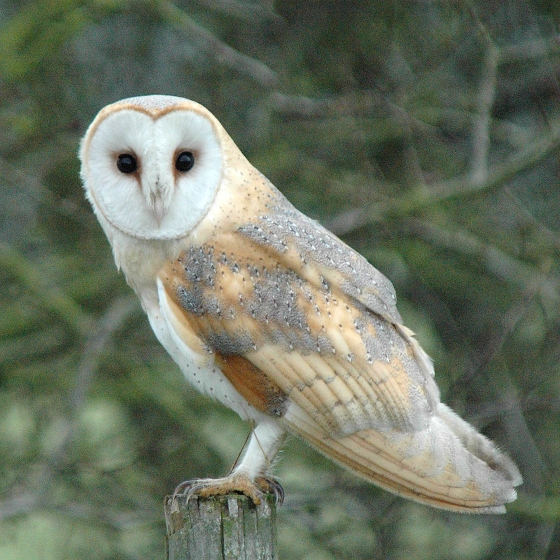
left=172, top=479, right=196, bottom=498
left=170, top=475, right=282, bottom=506
left=255, top=476, right=284, bottom=506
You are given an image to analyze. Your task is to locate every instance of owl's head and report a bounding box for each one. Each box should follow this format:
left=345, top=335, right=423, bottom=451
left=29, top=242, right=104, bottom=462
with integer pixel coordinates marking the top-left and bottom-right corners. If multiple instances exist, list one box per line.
left=80, top=95, right=225, bottom=240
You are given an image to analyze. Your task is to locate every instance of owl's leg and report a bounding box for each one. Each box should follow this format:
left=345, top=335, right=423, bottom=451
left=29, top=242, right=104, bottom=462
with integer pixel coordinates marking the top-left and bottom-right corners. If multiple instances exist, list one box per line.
left=232, top=417, right=286, bottom=504
left=232, top=417, right=286, bottom=479
left=173, top=418, right=286, bottom=505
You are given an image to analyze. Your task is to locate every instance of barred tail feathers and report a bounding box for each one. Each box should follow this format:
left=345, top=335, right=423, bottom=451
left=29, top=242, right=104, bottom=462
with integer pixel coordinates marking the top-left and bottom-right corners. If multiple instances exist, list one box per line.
left=283, top=402, right=521, bottom=513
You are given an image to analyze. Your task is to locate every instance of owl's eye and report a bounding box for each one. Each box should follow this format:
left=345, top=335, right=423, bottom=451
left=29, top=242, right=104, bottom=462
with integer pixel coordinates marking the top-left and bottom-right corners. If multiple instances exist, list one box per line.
left=116, top=154, right=138, bottom=174
left=175, top=151, right=195, bottom=172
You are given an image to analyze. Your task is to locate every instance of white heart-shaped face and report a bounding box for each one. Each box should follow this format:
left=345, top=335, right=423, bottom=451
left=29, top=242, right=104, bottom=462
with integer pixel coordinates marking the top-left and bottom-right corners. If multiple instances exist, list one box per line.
left=81, top=99, right=223, bottom=240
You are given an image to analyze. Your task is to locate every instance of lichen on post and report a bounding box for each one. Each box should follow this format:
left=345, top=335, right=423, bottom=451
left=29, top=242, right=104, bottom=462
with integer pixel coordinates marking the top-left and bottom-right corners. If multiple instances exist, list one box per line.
left=164, top=493, right=278, bottom=560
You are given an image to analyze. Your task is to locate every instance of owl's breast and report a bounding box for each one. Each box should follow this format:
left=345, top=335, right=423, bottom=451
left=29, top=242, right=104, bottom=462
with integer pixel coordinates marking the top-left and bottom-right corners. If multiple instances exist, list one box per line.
left=146, top=282, right=275, bottom=423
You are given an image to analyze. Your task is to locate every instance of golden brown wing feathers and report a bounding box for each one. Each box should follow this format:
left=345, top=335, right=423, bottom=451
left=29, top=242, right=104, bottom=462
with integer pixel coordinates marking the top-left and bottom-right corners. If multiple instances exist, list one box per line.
left=161, top=234, right=436, bottom=436
left=158, top=184, right=520, bottom=512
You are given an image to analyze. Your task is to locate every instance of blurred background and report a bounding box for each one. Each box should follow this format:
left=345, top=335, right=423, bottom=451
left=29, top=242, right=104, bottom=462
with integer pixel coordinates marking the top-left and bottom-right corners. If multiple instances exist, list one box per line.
left=1, top=1, right=560, bottom=558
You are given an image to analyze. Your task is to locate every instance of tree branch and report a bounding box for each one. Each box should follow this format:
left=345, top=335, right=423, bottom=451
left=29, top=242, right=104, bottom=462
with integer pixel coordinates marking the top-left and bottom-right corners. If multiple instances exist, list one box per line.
left=404, top=219, right=558, bottom=301
left=326, top=125, right=560, bottom=236
left=0, top=242, right=92, bottom=337
left=154, top=0, right=278, bottom=89
left=192, top=0, right=281, bottom=23
left=470, top=27, right=499, bottom=183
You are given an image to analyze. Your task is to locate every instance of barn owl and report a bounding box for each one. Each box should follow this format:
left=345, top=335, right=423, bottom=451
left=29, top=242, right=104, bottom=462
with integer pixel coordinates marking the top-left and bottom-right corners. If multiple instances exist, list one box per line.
left=80, top=95, right=521, bottom=513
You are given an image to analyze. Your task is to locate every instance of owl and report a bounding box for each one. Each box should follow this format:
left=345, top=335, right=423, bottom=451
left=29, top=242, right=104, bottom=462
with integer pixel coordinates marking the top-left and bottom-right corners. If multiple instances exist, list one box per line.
left=80, top=95, right=521, bottom=513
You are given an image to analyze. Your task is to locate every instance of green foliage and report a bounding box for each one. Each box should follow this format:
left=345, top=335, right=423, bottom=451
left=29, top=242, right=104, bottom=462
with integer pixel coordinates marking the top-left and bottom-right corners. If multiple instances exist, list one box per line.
left=1, top=0, right=559, bottom=558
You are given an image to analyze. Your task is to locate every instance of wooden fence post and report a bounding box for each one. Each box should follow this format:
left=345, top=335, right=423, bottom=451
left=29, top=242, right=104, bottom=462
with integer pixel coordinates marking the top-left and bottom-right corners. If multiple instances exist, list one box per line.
left=164, top=493, right=278, bottom=560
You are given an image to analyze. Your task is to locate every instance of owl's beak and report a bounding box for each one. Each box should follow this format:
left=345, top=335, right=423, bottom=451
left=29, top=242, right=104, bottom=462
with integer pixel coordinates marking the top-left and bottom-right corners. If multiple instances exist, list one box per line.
left=153, top=194, right=165, bottom=224
left=148, top=191, right=166, bottom=225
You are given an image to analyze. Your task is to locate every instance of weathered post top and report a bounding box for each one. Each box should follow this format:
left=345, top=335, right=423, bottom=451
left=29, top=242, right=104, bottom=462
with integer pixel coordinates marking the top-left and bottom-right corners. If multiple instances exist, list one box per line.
left=164, top=493, right=278, bottom=560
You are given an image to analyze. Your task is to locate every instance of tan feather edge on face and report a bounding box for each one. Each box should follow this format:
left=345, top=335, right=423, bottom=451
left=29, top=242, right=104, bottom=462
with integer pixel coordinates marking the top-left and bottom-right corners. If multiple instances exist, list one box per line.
left=82, top=97, right=222, bottom=152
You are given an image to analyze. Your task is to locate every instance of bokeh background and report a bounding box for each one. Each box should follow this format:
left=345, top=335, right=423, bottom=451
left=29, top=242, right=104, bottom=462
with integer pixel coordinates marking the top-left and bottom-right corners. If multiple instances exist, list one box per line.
left=1, top=1, right=560, bottom=558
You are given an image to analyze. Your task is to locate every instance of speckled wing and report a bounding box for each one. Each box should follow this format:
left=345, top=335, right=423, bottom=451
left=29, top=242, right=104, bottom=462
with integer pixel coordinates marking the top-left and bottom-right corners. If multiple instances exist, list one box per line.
left=158, top=190, right=520, bottom=512
left=159, top=220, right=439, bottom=437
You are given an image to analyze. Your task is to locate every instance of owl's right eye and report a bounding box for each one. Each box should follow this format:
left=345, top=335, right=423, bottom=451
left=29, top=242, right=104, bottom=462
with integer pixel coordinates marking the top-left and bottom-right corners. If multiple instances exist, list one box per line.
left=116, top=154, right=138, bottom=174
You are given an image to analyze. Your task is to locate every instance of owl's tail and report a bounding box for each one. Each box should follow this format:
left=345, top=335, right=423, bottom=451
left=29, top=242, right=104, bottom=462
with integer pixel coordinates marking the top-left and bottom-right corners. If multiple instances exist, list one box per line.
left=284, top=403, right=522, bottom=513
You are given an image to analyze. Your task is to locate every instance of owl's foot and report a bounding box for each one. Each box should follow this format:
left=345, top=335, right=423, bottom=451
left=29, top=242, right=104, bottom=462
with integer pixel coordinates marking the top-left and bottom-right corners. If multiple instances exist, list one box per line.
left=172, top=474, right=284, bottom=506
left=255, top=475, right=285, bottom=506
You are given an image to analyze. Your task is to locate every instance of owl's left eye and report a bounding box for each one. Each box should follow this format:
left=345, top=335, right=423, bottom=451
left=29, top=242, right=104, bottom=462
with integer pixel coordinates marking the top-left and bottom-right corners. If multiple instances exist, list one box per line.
left=175, top=151, right=195, bottom=172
